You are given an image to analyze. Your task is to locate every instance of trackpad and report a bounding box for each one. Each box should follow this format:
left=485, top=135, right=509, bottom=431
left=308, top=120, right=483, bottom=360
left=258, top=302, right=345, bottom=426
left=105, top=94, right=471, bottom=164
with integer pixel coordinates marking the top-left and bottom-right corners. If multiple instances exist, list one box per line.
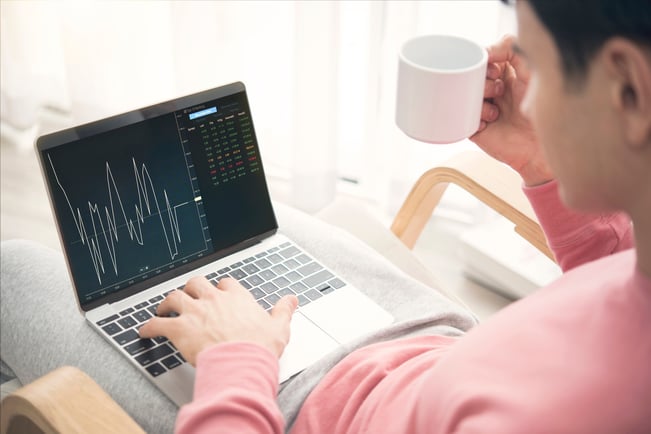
left=279, top=311, right=339, bottom=382
left=300, top=287, right=394, bottom=344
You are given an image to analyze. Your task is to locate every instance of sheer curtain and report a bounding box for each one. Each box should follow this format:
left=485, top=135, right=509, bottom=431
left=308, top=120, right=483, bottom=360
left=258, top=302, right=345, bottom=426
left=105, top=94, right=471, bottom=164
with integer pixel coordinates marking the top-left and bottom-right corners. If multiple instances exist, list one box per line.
left=1, top=0, right=515, bottom=214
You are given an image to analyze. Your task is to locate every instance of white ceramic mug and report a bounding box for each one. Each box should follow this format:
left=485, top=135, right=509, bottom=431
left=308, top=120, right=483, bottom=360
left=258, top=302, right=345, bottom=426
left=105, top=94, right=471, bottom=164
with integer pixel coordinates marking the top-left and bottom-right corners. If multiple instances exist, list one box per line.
left=396, top=34, right=488, bottom=144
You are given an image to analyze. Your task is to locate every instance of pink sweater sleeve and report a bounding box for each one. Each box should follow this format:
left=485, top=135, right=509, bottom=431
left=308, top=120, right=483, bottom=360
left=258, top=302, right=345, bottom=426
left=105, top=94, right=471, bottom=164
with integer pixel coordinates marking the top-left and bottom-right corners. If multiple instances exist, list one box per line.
left=175, top=342, right=284, bottom=434
left=523, top=180, right=633, bottom=271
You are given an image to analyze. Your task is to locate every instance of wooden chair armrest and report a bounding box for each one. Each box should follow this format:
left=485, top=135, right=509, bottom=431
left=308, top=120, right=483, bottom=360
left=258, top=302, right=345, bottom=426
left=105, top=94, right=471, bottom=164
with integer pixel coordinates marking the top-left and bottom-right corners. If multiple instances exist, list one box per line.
left=0, top=366, right=144, bottom=434
left=390, top=150, right=555, bottom=262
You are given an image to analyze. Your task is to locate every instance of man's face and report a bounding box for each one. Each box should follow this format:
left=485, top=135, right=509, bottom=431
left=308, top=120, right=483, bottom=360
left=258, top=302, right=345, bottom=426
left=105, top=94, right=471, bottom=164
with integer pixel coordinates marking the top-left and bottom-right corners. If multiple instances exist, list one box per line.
left=515, top=2, right=618, bottom=210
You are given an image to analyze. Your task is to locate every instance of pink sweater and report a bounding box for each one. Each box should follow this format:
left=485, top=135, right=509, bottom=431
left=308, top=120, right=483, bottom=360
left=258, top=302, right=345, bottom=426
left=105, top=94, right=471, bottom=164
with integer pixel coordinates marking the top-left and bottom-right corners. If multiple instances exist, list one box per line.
left=176, top=181, right=651, bottom=433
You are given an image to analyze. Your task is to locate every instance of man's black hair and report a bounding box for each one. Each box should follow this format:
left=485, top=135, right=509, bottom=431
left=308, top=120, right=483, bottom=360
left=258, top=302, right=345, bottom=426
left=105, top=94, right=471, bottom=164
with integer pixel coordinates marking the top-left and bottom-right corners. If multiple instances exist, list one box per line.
left=505, top=0, right=651, bottom=83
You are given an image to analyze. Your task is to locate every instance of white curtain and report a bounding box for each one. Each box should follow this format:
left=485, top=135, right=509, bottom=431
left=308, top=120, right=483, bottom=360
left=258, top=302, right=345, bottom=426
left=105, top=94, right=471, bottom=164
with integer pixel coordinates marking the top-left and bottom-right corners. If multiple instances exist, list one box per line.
left=1, top=0, right=515, bottom=214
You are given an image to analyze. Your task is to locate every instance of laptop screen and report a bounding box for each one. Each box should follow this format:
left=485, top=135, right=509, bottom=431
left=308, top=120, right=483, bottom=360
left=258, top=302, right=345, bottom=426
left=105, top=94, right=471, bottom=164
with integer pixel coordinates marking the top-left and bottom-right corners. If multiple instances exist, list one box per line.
left=36, top=83, right=277, bottom=311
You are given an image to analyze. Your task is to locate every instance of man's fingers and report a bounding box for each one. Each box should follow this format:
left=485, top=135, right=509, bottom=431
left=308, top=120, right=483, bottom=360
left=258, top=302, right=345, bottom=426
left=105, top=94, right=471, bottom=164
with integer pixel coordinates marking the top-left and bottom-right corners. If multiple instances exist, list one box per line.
left=215, top=276, right=241, bottom=291
left=480, top=101, right=499, bottom=123
left=139, top=316, right=177, bottom=339
left=486, top=34, right=517, bottom=64
left=157, top=289, right=191, bottom=316
left=183, top=276, right=212, bottom=299
left=486, top=62, right=503, bottom=80
left=486, top=35, right=531, bottom=90
left=271, top=295, right=298, bottom=323
left=484, top=78, right=504, bottom=99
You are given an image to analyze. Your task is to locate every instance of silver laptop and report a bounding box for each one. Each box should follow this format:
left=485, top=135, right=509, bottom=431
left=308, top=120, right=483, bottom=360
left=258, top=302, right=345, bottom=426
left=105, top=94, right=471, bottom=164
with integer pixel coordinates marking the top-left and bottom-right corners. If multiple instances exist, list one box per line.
left=35, top=82, right=393, bottom=406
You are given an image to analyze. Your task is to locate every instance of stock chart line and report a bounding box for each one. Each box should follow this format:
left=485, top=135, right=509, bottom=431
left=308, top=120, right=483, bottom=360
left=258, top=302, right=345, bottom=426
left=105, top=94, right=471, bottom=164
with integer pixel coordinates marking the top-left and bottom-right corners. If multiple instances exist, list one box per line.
left=48, top=155, right=188, bottom=285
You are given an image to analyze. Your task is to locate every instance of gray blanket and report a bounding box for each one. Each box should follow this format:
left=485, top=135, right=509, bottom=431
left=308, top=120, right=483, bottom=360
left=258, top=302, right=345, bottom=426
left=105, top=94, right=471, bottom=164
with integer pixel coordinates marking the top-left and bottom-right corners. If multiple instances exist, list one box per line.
left=0, top=202, right=476, bottom=433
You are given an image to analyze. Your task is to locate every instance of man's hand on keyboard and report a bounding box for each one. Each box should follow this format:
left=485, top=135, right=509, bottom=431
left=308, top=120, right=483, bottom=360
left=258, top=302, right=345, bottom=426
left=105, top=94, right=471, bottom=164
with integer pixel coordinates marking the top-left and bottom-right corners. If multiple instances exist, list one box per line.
left=139, top=276, right=298, bottom=366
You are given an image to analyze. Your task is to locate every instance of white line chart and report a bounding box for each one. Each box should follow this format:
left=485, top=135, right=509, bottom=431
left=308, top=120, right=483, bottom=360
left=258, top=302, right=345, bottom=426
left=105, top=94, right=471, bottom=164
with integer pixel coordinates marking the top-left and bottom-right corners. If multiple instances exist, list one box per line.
left=48, top=155, right=189, bottom=285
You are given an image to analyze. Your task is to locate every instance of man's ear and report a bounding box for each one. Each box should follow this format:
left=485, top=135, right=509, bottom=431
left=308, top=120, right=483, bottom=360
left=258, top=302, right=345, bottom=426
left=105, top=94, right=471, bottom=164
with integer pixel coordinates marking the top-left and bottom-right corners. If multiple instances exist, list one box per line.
left=603, top=37, right=651, bottom=148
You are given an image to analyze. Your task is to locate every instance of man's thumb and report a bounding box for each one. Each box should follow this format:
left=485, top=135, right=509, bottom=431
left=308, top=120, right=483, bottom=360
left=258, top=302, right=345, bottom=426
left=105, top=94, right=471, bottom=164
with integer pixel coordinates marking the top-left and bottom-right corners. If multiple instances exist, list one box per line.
left=271, top=294, right=298, bottom=322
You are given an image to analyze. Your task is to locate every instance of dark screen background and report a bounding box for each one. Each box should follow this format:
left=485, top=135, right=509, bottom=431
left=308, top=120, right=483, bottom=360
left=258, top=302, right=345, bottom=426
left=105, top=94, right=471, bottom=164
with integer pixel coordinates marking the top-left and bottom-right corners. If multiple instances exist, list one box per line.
left=183, top=92, right=276, bottom=250
left=41, top=89, right=276, bottom=304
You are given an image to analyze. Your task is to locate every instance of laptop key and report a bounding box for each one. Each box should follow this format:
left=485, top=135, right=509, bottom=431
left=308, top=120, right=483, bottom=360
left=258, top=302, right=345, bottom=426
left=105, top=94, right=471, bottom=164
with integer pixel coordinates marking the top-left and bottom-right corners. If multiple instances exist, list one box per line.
left=145, top=362, right=166, bottom=377
left=296, top=254, right=312, bottom=264
left=297, top=294, right=310, bottom=307
left=317, top=283, right=334, bottom=295
left=302, top=270, right=334, bottom=288
left=265, top=293, right=281, bottom=306
left=329, top=278, right=346, bottom=289
left=290, top=282, right=308, bottom=293
left=102, top=322, right=122, bottom=336
left=297, top=262, right=323, bottom=277
left=205, top=272, right=218, bottom=280
left=277, top=287, right=295, bottom=297
left=247, top=275, right=265, bottom=286
left=135, top=343, right=174, bottom=366
left=249, top=287, right=266, bottom=300
left=161, top=355, right=182, bottom=370
left=176, top=352, right=186, bottom=363
left=260, top=282, right=278, bottom=294
left=113, top=329, right=139, bottom=346
left=259, top=269, right=277, bottom=281
left=304, top=289, right=323, bottom=301
left=118, top=316, right=137, bottom=329
left=268, top=247, right=280, bottom=253
left=153, top=335, right=168, bottom=344
left=147, top=305, right=159, bottom=316
left=285, top=271, right=301, bottom=282
left=230, top=269, right=247, bottom=280
left=218, top=267, right=230, bottom=274
left=230, top=261, right=243, bottom=268
left=280, top=241, right=291, bottom=248
left=241, top=280, right=252, bottom=289
left=134, top=301, right=149, bottom=309
left=149, top=295, right=164, bottom=304
left=243, top=256, right=255, bottom=263
left=119, top=307, right=135, bottom=316
left=133, top=310, right=152, bottom=322
left=283, top=258, right=300, bottom=269
left=254, top=258, right=272, bottom=269
left=271, top=264, right=289, bottom=275
left=124, top=338, right=156, bottom=355
left=97, top=314, right=119, bottom=326
left=272, top=276, right=290, bottom=289
left=267, top=253, right=283, bottom=264
left=242, top=264, right=260, bottom=274
left=279, top=246, right=300, bottom=258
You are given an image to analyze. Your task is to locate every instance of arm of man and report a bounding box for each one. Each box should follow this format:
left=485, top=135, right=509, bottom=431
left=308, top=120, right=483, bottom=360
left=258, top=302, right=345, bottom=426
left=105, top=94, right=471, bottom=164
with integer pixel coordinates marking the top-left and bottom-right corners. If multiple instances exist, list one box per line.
left=524, top=180, right=633, bottom=271
left=471, top=35, right=633, bottom=270
left=175, top=343, right=284, bottom=434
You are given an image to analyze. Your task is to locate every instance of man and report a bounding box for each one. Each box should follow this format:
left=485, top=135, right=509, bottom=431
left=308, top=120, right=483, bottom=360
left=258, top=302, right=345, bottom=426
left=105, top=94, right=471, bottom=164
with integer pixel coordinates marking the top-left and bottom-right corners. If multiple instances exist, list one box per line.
left=139, top=0, right=651, bottom=432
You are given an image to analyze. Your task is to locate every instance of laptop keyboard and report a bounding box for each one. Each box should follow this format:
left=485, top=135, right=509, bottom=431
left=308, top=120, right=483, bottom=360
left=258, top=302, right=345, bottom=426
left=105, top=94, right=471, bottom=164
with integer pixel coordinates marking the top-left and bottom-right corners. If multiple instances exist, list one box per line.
left=96, top=241, right=346, bottom=378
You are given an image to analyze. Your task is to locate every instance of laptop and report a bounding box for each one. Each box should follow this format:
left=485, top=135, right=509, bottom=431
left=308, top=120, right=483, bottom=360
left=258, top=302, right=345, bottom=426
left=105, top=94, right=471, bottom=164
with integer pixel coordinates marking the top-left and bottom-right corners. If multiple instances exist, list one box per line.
left=35, top=82, right=393, bottom=406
